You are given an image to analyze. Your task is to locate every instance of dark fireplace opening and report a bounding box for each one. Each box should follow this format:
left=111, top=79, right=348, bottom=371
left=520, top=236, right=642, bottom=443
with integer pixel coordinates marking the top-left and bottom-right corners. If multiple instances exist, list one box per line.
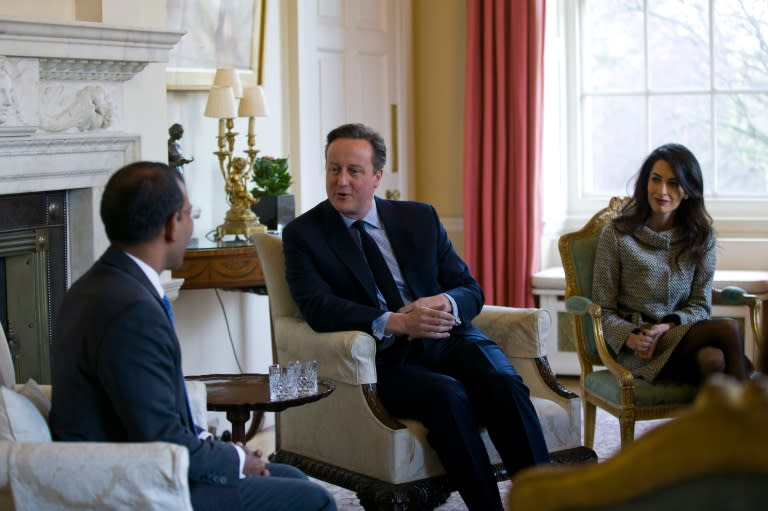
left=0, top=191, right=68, bottom=384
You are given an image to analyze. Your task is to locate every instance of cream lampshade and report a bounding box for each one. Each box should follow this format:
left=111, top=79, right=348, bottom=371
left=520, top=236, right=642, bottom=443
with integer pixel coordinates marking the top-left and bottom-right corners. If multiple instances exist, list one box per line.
left=238, top=86, right=270, bottom=117
left=204, top=86, right=237, bottom=138
left=204, top=86, right=237, bottom=118
left=212, top=67, right=243, bottom=98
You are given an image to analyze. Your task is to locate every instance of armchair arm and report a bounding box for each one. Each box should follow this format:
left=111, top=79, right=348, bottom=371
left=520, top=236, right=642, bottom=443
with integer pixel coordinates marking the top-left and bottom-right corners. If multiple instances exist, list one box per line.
left=476, top=305, right=577, bottom=399
left=714, top=287, right=763, bottom=354
left=275, top=317, right=378, bottom=386
left=274, top=317, right=403, bottom=428
left=474, top=305, right=549, bottom=359
left=6, top=441, right=192, bottom=511
left=565, top=296, right=633, bottom=383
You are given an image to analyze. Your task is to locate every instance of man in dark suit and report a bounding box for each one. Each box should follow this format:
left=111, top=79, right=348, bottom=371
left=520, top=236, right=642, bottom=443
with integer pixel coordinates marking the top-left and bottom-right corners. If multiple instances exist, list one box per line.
left=283, top=123, right=550, bottom=510
left=50, top=161, right=336, bottom=511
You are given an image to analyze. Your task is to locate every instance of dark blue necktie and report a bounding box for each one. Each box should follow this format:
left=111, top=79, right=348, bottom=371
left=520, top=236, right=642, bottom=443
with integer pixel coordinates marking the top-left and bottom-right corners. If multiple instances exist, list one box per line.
left=352, top=220, right=404, bottom=311
left=161, top=294, right=196, bottom=433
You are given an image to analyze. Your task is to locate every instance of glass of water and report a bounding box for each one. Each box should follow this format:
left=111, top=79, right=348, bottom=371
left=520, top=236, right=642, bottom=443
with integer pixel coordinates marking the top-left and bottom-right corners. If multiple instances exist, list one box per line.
left=269, top=364, right=299, bottom=400
left=295, top=360, right=318, bottom=396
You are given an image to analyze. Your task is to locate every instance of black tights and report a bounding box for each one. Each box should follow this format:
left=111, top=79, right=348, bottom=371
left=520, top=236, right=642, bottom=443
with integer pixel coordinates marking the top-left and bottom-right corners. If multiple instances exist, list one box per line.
left=657, top=318, right=747, bottom=383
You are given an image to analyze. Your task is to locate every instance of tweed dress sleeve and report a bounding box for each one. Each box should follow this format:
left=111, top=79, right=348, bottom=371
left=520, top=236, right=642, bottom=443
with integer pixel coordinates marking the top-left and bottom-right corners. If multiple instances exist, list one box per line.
left=592, top=225, right=636, bottom=355
left=664, top=233, right=715, bottom=325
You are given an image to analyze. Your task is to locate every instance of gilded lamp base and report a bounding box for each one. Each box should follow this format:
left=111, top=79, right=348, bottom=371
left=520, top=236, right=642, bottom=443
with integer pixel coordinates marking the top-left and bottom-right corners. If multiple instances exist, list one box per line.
left=215, top=206, right=267, bottom=240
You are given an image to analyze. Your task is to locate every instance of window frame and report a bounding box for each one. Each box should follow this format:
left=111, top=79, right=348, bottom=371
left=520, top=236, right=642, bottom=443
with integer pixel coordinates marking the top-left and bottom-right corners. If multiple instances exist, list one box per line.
left=545, top=0, right=768, bottom=239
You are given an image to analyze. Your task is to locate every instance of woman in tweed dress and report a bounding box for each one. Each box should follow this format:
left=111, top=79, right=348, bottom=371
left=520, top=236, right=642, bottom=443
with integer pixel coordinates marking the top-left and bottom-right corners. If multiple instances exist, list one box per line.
left=592, top=143, right=748, bottom=383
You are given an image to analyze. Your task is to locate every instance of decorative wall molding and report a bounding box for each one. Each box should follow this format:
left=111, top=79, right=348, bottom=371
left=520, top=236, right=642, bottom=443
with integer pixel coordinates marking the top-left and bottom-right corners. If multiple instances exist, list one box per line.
left=0, top=17, right=184, bottom=81
left=39, top=58, right=148, bottom=82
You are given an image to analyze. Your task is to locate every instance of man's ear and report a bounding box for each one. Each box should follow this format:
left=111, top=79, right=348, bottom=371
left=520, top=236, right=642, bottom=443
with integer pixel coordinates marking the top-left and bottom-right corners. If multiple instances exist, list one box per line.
left=164, top=211, right=179, bottom=242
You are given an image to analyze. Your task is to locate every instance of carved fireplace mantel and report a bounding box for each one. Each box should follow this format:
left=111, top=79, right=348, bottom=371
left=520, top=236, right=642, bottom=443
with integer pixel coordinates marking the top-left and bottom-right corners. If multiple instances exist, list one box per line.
left=0, top=17, right=184, bottom=194
left=0, top=17, right=185, bottom=82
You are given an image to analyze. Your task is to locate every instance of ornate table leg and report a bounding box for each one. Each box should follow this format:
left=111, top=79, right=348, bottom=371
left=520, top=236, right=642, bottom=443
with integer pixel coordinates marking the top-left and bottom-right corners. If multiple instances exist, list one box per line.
left=226, top=408, right=253, bottom=444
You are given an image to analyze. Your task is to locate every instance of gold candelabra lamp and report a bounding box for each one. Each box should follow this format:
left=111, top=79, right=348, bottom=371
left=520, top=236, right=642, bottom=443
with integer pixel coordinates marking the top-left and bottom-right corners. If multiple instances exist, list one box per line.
left=203, top=68, right=270, bottom=240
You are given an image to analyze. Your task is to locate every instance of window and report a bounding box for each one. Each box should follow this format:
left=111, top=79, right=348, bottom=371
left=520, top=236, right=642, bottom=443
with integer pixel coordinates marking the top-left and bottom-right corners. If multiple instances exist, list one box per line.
left=545, top=0, right=768, bottom=225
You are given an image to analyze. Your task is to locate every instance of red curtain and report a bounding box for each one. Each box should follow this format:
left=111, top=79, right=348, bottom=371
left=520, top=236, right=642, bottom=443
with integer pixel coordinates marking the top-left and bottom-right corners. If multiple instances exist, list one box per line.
left=463, top=0, right=545, bottom=307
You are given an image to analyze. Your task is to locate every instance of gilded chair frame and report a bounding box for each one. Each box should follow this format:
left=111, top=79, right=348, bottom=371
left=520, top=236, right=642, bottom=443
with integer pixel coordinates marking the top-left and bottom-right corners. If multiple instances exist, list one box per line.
left=508, top=377, right=768, bottom=511
left=558, top=196, right=763, bottom=449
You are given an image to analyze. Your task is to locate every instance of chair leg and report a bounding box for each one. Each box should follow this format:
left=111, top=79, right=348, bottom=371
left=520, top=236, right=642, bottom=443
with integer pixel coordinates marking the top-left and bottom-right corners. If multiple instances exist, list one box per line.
left=619, top=416, right=635, bottom=448
left=583, top=401, right=596, bottom=449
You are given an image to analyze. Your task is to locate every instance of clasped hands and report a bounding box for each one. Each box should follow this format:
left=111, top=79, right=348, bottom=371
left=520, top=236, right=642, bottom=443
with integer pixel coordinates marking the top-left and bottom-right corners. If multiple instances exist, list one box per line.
left=386, top=294, right=457, bottom=340
left=627, top=322, right=673, bottom=360
left=240, top=443, right=271, bottom=477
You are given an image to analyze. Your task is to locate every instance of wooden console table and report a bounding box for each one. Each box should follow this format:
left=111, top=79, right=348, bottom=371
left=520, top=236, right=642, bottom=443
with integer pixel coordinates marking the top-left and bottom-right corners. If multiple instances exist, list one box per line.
left=171, top=238, right=265, bottom=291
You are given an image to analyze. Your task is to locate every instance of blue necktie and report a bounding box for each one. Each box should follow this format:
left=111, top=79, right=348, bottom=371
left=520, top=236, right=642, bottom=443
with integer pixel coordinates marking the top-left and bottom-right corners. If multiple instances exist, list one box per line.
left=161, top=295, right=175, bottom=326
left=161, top=294, right=196, bottom=433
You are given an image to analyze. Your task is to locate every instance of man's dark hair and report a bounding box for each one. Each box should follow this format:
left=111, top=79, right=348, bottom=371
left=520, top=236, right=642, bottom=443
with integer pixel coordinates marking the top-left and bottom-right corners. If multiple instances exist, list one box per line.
left=100, top=161, right=184, bottom=245
left=325, top=123, right=387, bottom=170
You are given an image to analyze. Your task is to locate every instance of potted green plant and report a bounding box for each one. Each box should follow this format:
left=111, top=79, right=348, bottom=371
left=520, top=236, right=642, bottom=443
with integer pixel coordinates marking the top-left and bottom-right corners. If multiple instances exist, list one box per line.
left=249, top=155, right=294, bottom=231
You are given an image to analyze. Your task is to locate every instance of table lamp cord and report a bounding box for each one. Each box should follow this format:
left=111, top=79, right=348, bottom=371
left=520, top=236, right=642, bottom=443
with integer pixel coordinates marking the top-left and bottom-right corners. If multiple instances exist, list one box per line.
left=214, top=288, right=244, bottom=373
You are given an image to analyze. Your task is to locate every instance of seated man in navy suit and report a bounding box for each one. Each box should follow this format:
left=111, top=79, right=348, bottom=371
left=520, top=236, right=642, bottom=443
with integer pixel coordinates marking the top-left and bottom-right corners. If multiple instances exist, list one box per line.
left=282, top=123, right=550, bottom=510
left=50, top=161, right=336, bottom=511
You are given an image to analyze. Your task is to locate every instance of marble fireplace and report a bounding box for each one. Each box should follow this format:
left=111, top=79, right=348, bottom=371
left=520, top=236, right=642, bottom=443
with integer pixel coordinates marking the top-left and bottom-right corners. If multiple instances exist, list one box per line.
left=0, top=17, right=183, bottom=383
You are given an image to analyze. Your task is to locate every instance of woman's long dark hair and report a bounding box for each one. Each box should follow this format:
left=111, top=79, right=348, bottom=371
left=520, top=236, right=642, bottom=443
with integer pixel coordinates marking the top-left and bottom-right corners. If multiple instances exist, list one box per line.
left=614, top=143, right=713, bottom=270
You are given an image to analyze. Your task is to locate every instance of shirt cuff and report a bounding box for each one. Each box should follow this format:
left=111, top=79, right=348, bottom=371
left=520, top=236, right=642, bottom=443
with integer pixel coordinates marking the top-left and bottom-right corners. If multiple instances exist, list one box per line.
left=442, top=293, right=461, bottom=325
left=372, top=311, right=392, bottom=340
left=197, top=431, right=213, bottom=441
left=233, top=444, right=246, bottom=479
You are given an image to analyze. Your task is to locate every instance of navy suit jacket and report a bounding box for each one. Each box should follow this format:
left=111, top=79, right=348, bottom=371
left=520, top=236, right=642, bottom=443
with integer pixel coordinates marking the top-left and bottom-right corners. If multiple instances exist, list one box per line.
left=50, top=246, right=240, bottom=489
left=283, top=197, right=486, bottom=339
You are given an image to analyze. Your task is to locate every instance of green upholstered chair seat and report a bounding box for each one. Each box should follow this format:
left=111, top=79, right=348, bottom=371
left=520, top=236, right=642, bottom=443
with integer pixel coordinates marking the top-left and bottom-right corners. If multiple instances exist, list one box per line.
left=584, top=370, right=697, bottom=408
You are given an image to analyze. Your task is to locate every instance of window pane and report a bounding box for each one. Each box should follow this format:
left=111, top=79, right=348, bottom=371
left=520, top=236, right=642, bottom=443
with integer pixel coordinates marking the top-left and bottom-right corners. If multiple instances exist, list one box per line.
left=583, top=0, right=644, bottom=92
left=716, top=94, right=768, bottom=194
left=714, top=0, right=768, bottom=89
left=648, top=0, right=709, bottom=90
left=649, top=95, right=712, bottom=193
left=584, top=96, right=646, bottom=196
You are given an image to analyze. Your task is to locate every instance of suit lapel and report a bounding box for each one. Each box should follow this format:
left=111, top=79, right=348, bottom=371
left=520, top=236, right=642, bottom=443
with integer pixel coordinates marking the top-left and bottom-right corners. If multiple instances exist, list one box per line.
left=320, top=202, right=380, bottom=305
left=102, top=247, right=171, bottom=324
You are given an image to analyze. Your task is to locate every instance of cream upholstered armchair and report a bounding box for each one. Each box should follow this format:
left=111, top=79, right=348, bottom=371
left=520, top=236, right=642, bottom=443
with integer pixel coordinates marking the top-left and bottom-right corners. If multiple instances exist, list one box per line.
left=0, top=321, right=203, bottom=511
left=253, top=233, right=592, bottom=510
